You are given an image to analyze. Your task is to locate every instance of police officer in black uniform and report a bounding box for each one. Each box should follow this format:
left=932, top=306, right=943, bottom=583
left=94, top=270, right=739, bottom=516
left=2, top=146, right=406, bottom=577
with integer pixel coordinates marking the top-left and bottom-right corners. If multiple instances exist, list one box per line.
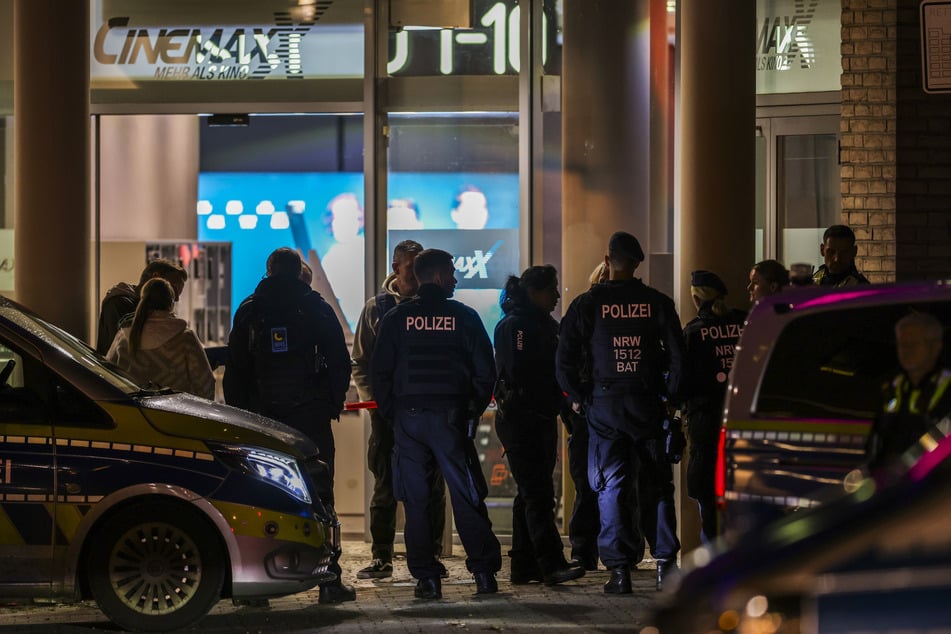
left=494, top=265, right=586, bottom=586
left=351, top=240, right=448, bottom=580
left=682, top=270, right=746, bottom=544
left=371, top=248, right=501, bottom=600
left=224, top=247, right=355, bottom=604
left=556, top=232, right=686, bottom=593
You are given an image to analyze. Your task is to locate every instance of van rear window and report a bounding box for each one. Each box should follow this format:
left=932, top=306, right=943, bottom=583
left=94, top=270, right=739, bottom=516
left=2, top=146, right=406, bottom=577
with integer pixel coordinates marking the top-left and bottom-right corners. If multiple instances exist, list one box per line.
left=756, top=301, right=951, bottom=420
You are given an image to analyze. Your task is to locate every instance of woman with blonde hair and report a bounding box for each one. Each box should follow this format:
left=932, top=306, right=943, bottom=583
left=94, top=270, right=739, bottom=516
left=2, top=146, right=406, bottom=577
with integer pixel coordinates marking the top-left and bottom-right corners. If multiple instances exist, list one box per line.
left=107, top=277, right=215, bottom=400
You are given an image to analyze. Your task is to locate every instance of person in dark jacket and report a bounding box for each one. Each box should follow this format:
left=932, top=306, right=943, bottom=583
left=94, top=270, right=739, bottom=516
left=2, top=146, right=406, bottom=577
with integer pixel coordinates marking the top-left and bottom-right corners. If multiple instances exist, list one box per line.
left=97, top=259, right=188, bottom=355
left=494, top=265, right=585, bottom=586
left=351, top=240, right=447, bottom=580
left=562, top=262, right=609, bottom=570
left=866, top=312, right=951, bottom=475
left=682, top=270, right=746, bottom=544
left=556, top=231, right=686, bottom=593
left=224, top=247, right=354, bottom=605
left=371, top=248, right=501, bottom=601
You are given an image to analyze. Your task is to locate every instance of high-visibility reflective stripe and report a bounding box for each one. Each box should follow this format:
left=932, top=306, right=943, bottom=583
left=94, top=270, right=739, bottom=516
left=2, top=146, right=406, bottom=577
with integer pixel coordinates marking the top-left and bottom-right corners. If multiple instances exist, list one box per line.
left=727, top=428, right=868, bottom=446
left=0, top=435, right=213, bottom=462
left=723, top=490, right=820, bottom=508
left=928, top=369, right=951, bottom=412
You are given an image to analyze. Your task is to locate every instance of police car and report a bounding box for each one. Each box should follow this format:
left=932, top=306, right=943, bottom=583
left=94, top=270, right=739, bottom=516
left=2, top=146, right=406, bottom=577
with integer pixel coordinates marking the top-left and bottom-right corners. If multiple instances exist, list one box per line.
left=717, top=280, right=951, bottom=536
left=653, top=422, right=951, bottom=632
left=0, top=297, right=338, bottom=631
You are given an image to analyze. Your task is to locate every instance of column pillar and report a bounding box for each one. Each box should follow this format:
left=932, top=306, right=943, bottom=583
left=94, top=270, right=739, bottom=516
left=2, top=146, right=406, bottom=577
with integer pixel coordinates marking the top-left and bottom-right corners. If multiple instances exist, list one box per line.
left=14, top=0, right=91, bottom=338
left=562, top=0, right=651, bottom=303
left=678, top=0, right=755, bottom=315
left=677, top=1, right=755, bottom=554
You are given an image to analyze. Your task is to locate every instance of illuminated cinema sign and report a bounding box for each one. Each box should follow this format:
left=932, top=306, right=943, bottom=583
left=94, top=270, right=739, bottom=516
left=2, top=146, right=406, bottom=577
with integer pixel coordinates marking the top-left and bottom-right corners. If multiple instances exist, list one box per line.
left=755, top=0, right=840, bottom=94
left=387, top=0, right=559, bottom=76
left=93, top=17, right=310, bottom=80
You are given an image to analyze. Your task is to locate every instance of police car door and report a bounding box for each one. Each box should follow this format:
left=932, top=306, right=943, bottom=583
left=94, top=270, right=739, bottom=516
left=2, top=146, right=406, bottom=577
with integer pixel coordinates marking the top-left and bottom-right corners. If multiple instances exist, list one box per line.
left=0, top=338, right=57, bottom=598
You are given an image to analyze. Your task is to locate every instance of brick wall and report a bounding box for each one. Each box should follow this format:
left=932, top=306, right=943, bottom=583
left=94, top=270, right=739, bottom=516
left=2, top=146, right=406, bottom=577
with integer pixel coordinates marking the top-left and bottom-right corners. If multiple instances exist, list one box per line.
left=842, top=0, right=951, bottom=282
left=840, top=0, right=897, bottom=283
left=895, top=1, right=951, bottom=280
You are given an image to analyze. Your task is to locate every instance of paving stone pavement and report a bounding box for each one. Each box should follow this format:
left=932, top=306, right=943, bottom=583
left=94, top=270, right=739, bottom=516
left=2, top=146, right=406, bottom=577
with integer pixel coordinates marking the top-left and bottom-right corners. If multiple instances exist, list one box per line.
left=0, top=540, right=663, bottom=633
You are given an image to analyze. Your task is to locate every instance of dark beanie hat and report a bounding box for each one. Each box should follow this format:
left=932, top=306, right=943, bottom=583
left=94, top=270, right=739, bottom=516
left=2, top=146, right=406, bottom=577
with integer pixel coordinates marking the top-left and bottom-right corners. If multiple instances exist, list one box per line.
left=691, top=269, right=728, bottom=295
left=608, top=231, right=645, bottom=263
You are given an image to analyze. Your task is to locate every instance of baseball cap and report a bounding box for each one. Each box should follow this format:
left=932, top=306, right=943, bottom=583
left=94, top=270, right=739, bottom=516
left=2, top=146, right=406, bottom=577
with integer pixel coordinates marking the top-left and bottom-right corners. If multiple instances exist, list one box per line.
left=690, top=270, right=728, bottom=295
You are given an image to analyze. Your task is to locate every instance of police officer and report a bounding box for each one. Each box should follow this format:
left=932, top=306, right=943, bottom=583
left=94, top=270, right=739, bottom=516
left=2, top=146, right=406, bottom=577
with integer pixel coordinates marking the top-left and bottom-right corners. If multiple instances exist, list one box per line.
left=682, top=270, right=746, bottom=544
left=494, top=265, right=585, bottom=586
left=867, top=312, right=951, bottom=474
left=224, top=247, right=355, bottom=604
left=812, top=224, right=870, bottom=287
left=371, top=248, right=501, bottom=600
left=556, top=232, right=686, bottom=593
left=351, top=240, right=447, bottom=580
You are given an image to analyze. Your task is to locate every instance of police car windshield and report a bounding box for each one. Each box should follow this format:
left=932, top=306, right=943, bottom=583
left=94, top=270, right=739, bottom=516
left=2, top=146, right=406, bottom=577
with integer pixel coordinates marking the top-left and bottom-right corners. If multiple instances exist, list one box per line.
left=0, top=306, right=142, bottom=394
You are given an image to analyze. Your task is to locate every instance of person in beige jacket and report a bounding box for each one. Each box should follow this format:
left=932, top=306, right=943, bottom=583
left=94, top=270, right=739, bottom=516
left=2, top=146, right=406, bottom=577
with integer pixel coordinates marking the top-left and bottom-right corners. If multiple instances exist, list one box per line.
left=107, top=277, right=215, bottom=400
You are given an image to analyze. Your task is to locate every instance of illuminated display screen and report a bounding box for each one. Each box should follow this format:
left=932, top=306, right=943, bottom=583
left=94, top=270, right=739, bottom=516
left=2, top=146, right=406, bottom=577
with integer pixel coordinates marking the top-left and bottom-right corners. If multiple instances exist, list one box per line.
left=197, top=172, right=519, bottom=339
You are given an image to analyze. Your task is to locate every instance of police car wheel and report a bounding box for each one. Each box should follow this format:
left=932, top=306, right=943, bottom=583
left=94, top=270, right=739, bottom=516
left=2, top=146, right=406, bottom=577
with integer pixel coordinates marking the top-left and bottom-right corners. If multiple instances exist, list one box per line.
left=87, top=500, right=226, bottom=632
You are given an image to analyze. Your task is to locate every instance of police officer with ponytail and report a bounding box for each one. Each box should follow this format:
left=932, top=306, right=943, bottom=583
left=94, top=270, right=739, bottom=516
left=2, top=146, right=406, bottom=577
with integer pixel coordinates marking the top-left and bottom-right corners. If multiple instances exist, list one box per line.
left=682, top=270, right=746, bottom=544
left=556, top=232, right=686, bottom=593
left=494, top=265, right=586, bottom=586
left=371, top=249, right=501, bottom=601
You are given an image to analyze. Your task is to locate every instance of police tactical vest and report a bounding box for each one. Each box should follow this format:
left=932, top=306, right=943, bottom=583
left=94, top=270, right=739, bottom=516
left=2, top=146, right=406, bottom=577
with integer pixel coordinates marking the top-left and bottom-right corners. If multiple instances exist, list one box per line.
left=589, top=283, right=665, bottom=395
left=249, top=298, right=324, bottom=407
left=685, top=308, right=746, bottom=409
left=394, top=303, right=469, bottom=399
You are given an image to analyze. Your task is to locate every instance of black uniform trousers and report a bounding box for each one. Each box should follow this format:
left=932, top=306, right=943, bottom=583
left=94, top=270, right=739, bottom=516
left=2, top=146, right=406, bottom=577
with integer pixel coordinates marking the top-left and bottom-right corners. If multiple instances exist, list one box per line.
left=686, top=406, right=720, bottom=544
left=392, top=405, right=502, bottom=580
left=495, top=406, right=566, bottom=575
left=367, top=408, right=446, bottom=562
left=587, top=394, right=680, bottom=569
left=565, top=410, right=601, bottom=564
left=567, top=409, right=659, bottom=565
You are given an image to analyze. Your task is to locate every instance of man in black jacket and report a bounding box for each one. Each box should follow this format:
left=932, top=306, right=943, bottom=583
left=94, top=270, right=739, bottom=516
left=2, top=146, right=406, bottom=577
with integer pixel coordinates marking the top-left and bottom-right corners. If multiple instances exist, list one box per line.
left=557, top=232, right=686, bottom=593
left=224, top=247, right=354, bottom=604
left=371, top=248, right=500, bottom=600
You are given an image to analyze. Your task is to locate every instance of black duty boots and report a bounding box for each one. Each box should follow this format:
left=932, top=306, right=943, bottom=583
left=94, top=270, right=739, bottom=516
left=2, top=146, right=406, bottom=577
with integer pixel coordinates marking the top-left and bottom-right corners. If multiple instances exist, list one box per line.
left=414, top=577, right=442, bottom=600
left=603, top=565, right=632, bottom=594
left=656, top=559, right=679, bottom=592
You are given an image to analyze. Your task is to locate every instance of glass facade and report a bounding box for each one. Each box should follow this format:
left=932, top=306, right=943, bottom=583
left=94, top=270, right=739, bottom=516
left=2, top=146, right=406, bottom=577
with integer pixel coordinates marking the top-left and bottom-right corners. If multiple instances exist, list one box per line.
left=0, top=0, right=844, bottom=540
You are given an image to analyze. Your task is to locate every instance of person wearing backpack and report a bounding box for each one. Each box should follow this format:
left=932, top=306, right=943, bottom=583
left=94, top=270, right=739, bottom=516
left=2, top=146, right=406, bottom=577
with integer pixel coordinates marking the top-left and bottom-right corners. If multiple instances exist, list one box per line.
left=224, top=247, right=355, bottom=604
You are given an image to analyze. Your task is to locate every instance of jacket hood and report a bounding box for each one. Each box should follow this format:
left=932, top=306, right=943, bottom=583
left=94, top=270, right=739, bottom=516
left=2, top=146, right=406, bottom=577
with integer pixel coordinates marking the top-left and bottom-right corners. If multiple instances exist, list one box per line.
left=381, top=272, right=416, bottom=302
left=104, top=282, right=138, bottom=302
left=135, top=310, right=188, bottom=350
left=253, top=275, right=316, bottom=309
